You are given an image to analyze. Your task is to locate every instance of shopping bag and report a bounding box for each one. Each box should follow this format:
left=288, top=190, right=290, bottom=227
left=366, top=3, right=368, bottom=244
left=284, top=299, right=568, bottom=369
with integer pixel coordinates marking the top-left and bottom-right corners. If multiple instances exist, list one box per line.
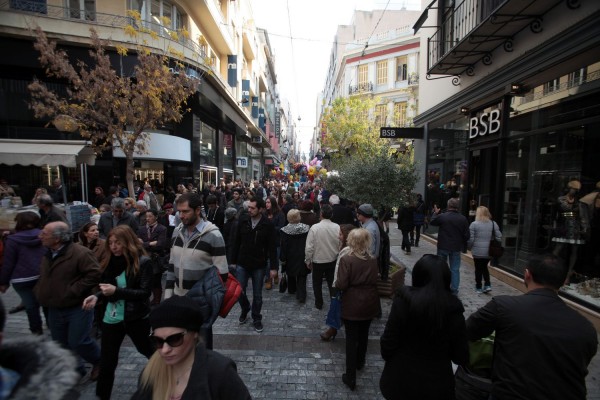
left=279, top=273, right=288, bottom=293
left=325, top=293, right=342, bottom=330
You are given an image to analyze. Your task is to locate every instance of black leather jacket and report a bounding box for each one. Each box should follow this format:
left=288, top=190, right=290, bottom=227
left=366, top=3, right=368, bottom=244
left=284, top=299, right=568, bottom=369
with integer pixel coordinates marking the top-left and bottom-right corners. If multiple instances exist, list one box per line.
left=96, top=255, right=152, bottom=322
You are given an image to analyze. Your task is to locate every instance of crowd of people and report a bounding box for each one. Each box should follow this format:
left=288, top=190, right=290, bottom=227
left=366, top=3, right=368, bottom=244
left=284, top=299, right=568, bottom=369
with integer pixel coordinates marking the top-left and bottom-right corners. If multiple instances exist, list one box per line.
left=0, top=177, right=598, bottom=399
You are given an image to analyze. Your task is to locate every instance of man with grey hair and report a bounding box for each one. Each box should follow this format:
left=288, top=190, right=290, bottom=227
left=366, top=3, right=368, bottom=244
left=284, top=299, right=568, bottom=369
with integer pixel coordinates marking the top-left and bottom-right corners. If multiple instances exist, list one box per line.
left=97, top=197, right=139, bottom=239
left=36, top=193, right=67, bottom=228
left=356, top=204, right=380, bottom=258
left=134, top=199, right=148, bottom=227
left=34, top=221, right=102, bottom=380
left=431, top=197, right=470, bottom=295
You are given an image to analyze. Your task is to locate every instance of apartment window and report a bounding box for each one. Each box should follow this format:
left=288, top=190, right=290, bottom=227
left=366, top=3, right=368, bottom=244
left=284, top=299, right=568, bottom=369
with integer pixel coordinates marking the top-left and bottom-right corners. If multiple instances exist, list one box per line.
left=394, top=102, right=408, bottom=127
left=128, top=0, right=186, bottom=33
left=396, top=56, right=408, bottom=81
left=543, top=78, right=560, bottom=94
left=375, top=104, right=387, bottom=126
left=568, top=68, right=587, bottom=88
left=376, top=60, right=388, bottom=85
left=67, top=0, right=96, bottom=21
left=358, top=64, right=368, bottom=86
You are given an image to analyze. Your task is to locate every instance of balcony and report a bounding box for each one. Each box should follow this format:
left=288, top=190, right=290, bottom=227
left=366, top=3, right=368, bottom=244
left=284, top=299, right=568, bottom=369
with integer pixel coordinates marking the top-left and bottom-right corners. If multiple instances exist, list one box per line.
left=426, top=0, right=565, bottom=77
left=349, top=82, right=373, bottom=95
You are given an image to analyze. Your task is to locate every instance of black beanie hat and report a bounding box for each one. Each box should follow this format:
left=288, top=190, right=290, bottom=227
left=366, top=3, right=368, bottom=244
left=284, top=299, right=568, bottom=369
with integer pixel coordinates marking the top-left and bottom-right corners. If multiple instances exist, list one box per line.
left=150, top=296, right=203, bottom=332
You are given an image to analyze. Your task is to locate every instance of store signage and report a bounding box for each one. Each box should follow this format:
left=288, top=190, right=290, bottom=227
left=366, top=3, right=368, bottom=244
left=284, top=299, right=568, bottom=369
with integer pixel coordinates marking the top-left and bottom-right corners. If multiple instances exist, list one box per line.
left=259, top=108, right=265, bottom=131
left=251, top=136, right=263, bottom=144
left=469, top=109, right=501, bottom=139
left=251, top=97, right=259, bottom=118
left=236, top=157, right=248, bottom=168
left=241, top=80, right=250, bottom=106
left=227, top=55, right=237, bottom=87
left=275, top=111, right=281, bottom=138
left=379, top=127, right=424, bottom=139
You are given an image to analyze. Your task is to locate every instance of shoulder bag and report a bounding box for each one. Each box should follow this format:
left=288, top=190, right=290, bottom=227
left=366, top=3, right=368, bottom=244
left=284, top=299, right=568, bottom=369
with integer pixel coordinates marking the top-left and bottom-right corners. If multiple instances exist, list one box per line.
left=488, top=221, right=504, bottom=258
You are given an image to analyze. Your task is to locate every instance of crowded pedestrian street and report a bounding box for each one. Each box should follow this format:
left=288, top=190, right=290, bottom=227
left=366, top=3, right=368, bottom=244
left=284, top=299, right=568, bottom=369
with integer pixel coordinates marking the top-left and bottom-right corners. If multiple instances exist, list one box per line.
left=2, top=221, right=599, bottom=399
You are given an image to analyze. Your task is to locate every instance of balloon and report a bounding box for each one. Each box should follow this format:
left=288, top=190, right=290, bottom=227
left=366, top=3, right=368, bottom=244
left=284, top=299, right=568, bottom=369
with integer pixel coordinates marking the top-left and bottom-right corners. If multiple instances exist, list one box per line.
left=320, top=168, right=327, bottom=176
left=308, top=166, right=316, bottom=174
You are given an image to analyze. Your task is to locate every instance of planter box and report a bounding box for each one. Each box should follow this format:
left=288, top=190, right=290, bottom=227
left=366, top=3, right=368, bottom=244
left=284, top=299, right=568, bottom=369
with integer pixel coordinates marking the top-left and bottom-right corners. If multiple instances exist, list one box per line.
left=378, top=264, right=406, bottom=298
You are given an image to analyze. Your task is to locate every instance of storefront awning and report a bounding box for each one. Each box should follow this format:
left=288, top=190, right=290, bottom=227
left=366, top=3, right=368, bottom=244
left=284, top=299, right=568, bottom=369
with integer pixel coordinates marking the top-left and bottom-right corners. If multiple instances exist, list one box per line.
left=0, top=139, right=96, bottom=167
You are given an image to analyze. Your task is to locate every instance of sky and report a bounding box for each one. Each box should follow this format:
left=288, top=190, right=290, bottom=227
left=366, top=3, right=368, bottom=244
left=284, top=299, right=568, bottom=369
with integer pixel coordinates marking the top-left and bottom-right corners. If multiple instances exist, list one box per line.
left=251, top=0, right=422, bottom=156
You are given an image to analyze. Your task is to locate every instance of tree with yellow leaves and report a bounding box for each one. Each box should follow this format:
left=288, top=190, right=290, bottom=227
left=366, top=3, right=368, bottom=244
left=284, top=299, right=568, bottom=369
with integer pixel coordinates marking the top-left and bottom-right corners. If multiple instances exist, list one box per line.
left=28, top=25, right=197, bottom=197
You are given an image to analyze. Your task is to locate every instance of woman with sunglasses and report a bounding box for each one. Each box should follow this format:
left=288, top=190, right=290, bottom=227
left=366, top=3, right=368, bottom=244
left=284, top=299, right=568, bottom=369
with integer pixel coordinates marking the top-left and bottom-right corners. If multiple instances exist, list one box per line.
left=379, top=254, right=469, bottom=400
left=82, top=225, right=155, bottom=400
left=132, top=296, right=251, bottom=400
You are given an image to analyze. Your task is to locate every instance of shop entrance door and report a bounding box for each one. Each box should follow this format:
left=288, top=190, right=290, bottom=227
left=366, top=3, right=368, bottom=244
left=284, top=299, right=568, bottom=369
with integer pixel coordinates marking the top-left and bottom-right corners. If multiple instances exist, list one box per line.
left=468, top=146, right=500, bottom=223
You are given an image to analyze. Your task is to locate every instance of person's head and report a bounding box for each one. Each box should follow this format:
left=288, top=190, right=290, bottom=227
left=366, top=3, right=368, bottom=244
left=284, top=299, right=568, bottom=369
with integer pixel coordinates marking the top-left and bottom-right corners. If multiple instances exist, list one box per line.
left=292, top=192, right=300, bottom=201
left=287, top=209, right=301, bottom=224
left=176, top=192, right=203, bottom=227
left=232, top=188, right=243, bottom=201
left=205, top=194, right=218, bottom=209
left=104, top=225, right=145, bottom=273
left=447, top=198, right=460, bottom=210
left=347, top=228, right=371, bottom=259
left=284, top=194, right=293, bottom=205
left=36, top=193, right=54, bottom=210
left=339, top=224, right=357, bottom=248
left=136, top=200, right=148, bottom=213
left=39, top=221, right=71, bottom=250
left=475, top=206, right=492, bottom=222
left=224, top=207, right=237, bottom=221
left=567, top=180, right=581, bottom=195
left=412, top=254, right=452, bottom=291
left=79, top=222, right=99, bottom=245
left=123, top=197, right=135, bottom=211
left=94, top=187, right=104, bottom=196
left=14, top=211, right=40, bottom=232
left=162, top=203, right=174, bottom=215
left=146, top=209, right=158, bottom=225
left=266, top=196, right=280, bottom=214
left=356, top=203, right=374, bottom=223
left=248, top=198, right=265, bottom=218
left=53, top=178, right=61, bottom=188
left=524, top=254, right=566, bottom=291
left=300, top=200, right=313, bottom=212
left=320, top=204, right=333, bottom=220
left=108, top=186, right=119, bottom=197
left=329, top=195, right=340, bottom=205
left=144, top=184, right=152, bottom=192
left=99, top=204, right=112, bottom=213
left=34, top=187, right=47, bottom=196
left=110, top=197, right=126, bottom=219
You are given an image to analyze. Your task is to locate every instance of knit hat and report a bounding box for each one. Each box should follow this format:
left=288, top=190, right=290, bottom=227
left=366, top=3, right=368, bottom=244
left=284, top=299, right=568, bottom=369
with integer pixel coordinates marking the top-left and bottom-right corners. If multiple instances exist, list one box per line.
left=357, top=203, right=374, bottom=217
left=225, top=207, right=238, bottom=220
left=149, top=296, right=203, bottom=332
left=162, top=203, right=173, bottom=210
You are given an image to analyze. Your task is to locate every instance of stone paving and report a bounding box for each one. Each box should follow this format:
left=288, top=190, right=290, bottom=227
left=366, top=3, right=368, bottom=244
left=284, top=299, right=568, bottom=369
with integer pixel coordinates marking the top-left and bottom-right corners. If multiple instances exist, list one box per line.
left=2, top=224, right=599, bottom=399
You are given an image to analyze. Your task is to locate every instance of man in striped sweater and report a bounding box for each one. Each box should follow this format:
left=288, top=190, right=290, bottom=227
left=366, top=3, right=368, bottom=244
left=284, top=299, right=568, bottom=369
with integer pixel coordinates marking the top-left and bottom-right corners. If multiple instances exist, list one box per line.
left=164, top=192, right=228, bottom=349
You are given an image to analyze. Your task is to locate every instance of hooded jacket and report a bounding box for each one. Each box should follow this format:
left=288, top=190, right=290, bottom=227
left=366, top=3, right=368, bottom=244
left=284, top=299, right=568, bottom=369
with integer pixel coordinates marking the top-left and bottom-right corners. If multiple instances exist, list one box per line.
left=0, top=229, right=45, bottom=285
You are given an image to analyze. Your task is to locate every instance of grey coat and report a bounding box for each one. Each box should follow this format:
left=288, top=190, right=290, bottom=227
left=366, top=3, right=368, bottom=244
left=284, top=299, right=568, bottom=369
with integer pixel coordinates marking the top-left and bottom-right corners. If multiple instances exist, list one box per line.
left=468, top=220, right=502, bottom=258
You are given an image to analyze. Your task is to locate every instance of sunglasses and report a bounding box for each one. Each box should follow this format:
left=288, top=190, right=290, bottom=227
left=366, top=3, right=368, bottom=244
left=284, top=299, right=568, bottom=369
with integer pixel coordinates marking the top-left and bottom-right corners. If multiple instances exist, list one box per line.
left=149, top=330, right=187, bottom=349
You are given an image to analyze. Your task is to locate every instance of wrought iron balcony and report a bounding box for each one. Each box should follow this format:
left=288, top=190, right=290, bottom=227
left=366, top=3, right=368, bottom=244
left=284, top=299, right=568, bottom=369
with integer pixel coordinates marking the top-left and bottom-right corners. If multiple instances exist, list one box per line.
left=348, top=82, right=373, bottom=95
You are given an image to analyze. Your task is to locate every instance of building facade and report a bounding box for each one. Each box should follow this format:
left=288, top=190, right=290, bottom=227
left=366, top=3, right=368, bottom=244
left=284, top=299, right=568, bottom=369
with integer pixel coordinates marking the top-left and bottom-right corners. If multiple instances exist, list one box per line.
left=415, top=0, right=600, bottom=317
left=0, top=0, right=293, bottom=202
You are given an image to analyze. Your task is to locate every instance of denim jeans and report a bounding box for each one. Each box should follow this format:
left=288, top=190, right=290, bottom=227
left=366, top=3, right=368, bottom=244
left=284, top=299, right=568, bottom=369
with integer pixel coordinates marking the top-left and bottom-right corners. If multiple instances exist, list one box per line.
left=48, top=305, right=101, bottom=375
left=437, top=249, right=462, bottom=294
left=236, top=265, right=265, bottom=322
left=12, top=280, right=43, bottom=333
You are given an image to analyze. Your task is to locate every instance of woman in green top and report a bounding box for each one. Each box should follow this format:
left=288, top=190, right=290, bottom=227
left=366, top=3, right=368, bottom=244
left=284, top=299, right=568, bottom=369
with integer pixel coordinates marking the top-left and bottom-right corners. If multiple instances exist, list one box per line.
left=82, top=225, right=155, bottom=400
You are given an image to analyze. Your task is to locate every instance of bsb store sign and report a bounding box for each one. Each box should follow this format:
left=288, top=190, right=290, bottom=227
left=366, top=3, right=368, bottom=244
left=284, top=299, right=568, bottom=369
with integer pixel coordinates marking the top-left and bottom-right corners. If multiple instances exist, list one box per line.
left=469, top=109, right=501, bottom=140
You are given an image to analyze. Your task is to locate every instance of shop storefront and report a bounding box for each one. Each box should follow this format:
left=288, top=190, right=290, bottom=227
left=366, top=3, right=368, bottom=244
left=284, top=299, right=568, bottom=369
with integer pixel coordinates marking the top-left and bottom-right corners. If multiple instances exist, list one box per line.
left=424, top=69, right=600, bottom=312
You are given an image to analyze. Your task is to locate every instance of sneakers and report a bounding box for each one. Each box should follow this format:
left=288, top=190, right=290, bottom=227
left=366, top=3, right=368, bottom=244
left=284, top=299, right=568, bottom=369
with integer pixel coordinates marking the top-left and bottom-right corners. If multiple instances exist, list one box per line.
left=476, top=288, right=484, bottom=294
left=253, top=320, right=263, bottom=333
left=239, top=310, right=249, bottom=324
left=483, top=285, right=492, bottom=293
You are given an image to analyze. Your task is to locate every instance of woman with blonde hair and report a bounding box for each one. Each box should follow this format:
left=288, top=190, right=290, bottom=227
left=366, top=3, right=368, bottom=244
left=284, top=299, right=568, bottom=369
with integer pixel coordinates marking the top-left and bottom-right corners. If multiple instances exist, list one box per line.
left=467, top=206, right=502, bottom=293
left=335, top=228, right=380, bottom=391
left=132, top=296, right=251, bottom=400
left=82, top=225, right=155, bottom=400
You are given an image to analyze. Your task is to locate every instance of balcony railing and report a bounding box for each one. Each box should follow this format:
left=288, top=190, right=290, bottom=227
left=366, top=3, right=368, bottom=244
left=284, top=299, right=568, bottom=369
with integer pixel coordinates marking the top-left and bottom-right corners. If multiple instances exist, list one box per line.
left=349, top=82, right=373, bottom=95
left=517, top=69, right=600, bottom=104
left=3, top=0, right=208, bottom=60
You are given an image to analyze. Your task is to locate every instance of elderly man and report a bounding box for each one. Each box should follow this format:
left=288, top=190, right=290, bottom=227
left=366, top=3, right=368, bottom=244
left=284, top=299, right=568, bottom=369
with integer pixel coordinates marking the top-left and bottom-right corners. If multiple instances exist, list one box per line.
left=36, top=193, right=67, bottom=228
left=304, top=205, right=340, bottom=310
left=142, top=184, right=159, bottom=212
left=134, top=200, right=148, bottom=227
left=356, top=204, right=380, bottom=258
left=34, top=221, right=101, bottom=380
left=50, top=178, right=64, bottom=204
left=98, top=197, right=139, bottom=239
left=329, top=195, right=355, bottom=225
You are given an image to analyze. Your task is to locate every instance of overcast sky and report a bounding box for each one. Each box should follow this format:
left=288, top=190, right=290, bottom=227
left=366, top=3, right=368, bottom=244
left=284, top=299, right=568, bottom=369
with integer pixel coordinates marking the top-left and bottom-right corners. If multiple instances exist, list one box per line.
left=251, top=0, right=422, bottom=155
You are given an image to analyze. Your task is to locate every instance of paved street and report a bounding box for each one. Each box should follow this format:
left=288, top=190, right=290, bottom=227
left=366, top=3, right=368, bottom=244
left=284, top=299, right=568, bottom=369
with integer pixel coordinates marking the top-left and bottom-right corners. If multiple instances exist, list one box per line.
left=2, top=224, right=599, bottom=399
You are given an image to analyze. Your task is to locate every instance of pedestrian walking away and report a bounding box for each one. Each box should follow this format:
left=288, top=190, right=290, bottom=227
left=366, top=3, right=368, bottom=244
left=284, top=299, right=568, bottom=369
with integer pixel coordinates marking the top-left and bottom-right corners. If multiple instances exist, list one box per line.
left=467, top=206, right=502, bottom=294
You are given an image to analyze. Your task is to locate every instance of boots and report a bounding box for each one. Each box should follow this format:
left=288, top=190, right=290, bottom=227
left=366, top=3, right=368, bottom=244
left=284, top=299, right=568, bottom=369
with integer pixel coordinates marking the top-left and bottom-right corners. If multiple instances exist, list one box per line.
left=265, top=277, right=273, bottom=290
left=151, top=288, right=162, bottom=305
left=320, top=327, right=337, bottom=341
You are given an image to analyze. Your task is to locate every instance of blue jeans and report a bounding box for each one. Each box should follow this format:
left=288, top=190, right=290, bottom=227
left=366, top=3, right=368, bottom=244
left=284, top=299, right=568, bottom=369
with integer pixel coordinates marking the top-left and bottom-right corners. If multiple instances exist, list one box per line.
left=236, top=265, right=265, bottom=322
left=437, top=249, right=462, bottom=294
left=48, top=305, right=101, bottom=375
left=12, top=280, right=43, bottom=333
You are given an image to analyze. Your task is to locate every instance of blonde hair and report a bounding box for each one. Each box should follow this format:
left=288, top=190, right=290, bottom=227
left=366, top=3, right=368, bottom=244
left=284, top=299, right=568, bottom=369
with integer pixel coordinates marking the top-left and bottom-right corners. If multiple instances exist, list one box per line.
left=346, top=228, right=372, bottom=260
left=125, top=197, right=136, bottom=207
left=102, top=225, right=147, bottom=274
left=287, top=209, right=301, bottom=224
left=475, top=206, right=492, bottom=222
left=139, top=353, right=173, bottom=400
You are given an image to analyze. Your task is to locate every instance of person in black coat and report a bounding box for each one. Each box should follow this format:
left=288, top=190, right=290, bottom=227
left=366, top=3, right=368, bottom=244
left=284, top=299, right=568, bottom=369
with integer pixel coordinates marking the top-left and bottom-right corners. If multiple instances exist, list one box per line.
left=82, top=225, right=155, bottom=400
left=329, top=195, right=356, bottom=225
left=380, top=255, right=468, bottom=400
left=138, top=210, right=168, bottom=305
left=397, top=205, right=415, bottom=254
left=279, top=209, right=311, bottom=303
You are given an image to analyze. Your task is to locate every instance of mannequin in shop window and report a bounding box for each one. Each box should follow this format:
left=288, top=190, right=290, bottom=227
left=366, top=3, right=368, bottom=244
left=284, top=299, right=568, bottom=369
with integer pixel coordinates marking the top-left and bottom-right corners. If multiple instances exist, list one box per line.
left=579, top=181, right=600, bottom=277
left=552, top=180, right=588, bottom=284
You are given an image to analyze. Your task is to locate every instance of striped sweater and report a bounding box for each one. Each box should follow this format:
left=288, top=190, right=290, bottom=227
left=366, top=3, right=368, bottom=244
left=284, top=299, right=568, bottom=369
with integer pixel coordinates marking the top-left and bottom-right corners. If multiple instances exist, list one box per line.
left=164, top=221, right=228, bottom=298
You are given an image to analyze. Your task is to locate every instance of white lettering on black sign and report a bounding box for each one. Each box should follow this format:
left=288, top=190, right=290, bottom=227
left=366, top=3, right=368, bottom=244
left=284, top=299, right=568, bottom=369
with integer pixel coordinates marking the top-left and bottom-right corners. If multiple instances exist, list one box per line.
left=469, top=109, right=501, bottom=139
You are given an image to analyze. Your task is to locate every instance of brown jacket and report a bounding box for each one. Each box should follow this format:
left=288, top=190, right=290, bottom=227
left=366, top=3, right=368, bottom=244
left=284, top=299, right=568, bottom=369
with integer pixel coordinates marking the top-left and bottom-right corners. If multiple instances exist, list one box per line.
left=336, top=253, right=380, bottom=321
left=35, top=242, right=101, bottom=308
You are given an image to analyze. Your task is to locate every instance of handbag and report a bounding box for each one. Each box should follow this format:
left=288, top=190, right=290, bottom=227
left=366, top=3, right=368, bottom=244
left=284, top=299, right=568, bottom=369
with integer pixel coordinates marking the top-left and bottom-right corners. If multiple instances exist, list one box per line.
left=455, top=333, right=495, bottom=400
left=325, top=292, right=342, bottom=330
left=278, top=273, right=288, bottom=293
left=217, top=272, right=242, bottom=318
left=488, top=221, right=504, bottom=258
